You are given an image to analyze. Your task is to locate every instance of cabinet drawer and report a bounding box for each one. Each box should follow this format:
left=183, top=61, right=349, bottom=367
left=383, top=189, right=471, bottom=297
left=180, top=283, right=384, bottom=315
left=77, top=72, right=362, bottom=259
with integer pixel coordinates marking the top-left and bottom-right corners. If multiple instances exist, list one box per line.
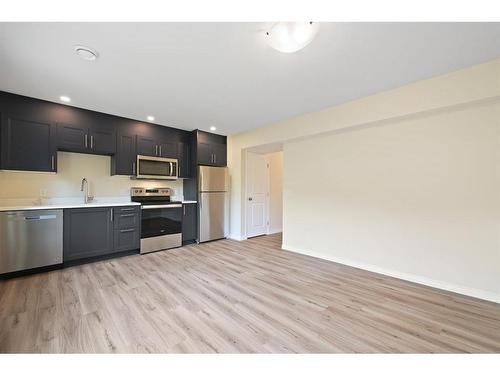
left=114, top=205, right=140, bottom=214
left=113, top=228, right=140, bottom=252
left=113, top=209, right=140, bottom=229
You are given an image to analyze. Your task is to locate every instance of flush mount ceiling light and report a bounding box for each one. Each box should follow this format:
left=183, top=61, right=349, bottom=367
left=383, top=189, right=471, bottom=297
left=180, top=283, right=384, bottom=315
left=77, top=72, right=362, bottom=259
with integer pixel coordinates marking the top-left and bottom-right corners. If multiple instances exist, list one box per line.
left=210, top=126, right=217, bottom=131
left=59, top=95, right=71, bottom=103
left=147, top=116, right=155, bottom=122
left=264, top=22, right=320, bottom=53
left=74, top=45, right=99, bottom=61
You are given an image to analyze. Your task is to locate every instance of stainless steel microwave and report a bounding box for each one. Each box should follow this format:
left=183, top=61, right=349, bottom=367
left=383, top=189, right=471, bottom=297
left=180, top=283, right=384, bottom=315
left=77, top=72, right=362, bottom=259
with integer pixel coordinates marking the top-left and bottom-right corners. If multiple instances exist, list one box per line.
left=136, top=155, right=178, bottom=180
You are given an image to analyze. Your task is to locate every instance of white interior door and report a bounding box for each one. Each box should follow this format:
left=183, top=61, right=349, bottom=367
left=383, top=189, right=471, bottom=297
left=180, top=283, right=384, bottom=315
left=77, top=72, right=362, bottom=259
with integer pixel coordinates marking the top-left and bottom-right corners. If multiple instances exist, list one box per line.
left=246, top=152, right=269, bottom=238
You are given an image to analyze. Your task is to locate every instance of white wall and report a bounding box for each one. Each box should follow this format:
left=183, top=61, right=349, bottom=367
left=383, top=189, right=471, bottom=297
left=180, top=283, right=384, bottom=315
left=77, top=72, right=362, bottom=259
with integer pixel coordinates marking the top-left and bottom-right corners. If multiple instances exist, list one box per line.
left=268, top=151, right=283, bottom=234
left=0, top=152, right=183, bottom=201
left=283, top=100, right=500, bottom=302
left=228, top=58, right=500, bottom=302
left=229, top=58, right=500, bottom=241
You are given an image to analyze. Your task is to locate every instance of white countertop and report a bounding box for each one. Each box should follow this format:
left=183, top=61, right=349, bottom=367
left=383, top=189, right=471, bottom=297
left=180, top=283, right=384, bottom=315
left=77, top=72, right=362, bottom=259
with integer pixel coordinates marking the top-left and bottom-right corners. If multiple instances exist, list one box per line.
left=0, top=197, right=197, bottom=212
left=0, top=197, right=140, bottom=212
left=171, top=196, right=197, bottom=204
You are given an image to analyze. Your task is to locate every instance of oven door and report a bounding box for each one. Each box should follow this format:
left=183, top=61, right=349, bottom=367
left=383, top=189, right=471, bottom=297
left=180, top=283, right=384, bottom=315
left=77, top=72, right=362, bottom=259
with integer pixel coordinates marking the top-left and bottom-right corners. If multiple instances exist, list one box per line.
left=140, top=204, right=182, bottom=253
left=136, top=155, right=178, bottom=180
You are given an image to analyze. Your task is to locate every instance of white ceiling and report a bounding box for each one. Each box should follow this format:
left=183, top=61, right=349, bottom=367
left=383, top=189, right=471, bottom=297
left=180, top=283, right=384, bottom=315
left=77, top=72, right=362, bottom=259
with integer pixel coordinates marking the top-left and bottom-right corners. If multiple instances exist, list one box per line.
left=1, top=23, right=499, bottom=135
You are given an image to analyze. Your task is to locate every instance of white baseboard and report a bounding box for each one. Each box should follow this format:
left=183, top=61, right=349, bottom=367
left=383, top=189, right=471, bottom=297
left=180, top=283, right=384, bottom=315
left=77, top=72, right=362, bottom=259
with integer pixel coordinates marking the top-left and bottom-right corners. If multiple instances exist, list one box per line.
left=281, top=243, right=500, bottom=304
left=228, top=234, right=245, bottom=241
left=267, top=228, right=282, bottom=235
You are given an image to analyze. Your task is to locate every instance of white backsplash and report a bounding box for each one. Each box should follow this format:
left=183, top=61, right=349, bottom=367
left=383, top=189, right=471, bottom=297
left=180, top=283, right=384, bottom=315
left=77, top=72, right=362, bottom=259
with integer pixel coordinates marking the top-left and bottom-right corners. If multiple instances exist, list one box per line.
left=0, top=151, right=184, bottom=201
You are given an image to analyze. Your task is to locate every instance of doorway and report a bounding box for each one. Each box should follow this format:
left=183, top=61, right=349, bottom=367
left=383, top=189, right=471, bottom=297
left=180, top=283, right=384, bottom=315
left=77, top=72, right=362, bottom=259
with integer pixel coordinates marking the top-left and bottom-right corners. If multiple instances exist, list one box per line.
left=245, top=145, right=283, bottom=239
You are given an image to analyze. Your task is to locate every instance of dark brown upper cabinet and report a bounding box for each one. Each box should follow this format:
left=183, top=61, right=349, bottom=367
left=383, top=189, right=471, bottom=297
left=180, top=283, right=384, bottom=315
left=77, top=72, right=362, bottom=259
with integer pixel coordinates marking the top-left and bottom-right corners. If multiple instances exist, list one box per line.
left=0, top=113, right=57, bottom=172
left=111, top=131, right=137, bottom=176
left=136, top=135, right=158, bottom=157
left=177, top=141, right=191, bottom=178
left=89, top=127, right=116, bottom=155
left=57, top=121, right=116, bottom=155
left=158, top=140, right=178, bottom=159
left=136, top=126, right=179, bottom=159
left=195, top=130, right=227, bottom=167
left=0, top=91, right=194, bottom=177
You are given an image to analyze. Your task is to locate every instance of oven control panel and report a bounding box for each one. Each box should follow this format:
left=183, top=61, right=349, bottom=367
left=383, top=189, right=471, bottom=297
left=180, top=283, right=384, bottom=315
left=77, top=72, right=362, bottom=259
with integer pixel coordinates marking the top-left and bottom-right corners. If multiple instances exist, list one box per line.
left=131, top=187, right=172, bottom=197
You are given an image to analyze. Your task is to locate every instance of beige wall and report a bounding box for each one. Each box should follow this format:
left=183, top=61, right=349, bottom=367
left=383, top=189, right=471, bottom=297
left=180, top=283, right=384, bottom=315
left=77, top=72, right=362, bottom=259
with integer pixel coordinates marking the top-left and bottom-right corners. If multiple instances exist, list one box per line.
left=228, top=58, right=500, bottom=302
left=284, top=100, right=500, bottom=302
left=268, top=151, right=283, bottom=234
left=0, top=152, right=183, bottom=200
left=228, top=58, right=500, bottom=240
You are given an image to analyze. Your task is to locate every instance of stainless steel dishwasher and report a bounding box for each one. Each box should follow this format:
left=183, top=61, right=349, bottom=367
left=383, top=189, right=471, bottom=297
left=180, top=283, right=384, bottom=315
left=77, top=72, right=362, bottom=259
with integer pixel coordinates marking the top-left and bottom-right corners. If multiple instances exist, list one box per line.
left=0, top=209, right=63, bottom=274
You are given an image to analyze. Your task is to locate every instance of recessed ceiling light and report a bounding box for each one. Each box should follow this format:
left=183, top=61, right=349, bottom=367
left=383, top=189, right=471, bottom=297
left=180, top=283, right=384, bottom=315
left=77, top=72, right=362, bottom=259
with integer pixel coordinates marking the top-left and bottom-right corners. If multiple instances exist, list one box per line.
left=147, top=116, right=155, bottom=122
left=265, top=22, right=320, bottom=53
left=75, top=45, right=99, bottom=61
left=210, top=126, right=217, bottom=131
left=60, top=96, right=71, bottom=103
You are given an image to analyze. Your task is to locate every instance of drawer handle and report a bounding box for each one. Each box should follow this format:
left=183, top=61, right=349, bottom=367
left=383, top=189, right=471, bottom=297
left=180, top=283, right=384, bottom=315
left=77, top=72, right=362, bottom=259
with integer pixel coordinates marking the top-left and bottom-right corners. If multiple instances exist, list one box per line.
left=120, top=208, right=136, bottom=211
left=120, top=229, right=135, bottom=233
left=120, top=214, right=135, bottom=217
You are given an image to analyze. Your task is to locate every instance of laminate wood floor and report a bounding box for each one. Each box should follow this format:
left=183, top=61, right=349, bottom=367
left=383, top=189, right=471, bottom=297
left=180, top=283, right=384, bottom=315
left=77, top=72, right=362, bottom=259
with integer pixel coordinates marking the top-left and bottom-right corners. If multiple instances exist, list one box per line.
left=1, top=233, right=499, bottom=353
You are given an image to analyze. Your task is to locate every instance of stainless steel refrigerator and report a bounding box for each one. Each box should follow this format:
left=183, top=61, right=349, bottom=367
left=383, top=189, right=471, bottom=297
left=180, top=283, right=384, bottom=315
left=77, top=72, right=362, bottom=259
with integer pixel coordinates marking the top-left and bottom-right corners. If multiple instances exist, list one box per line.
left=198, top=165, right=229, bottom=242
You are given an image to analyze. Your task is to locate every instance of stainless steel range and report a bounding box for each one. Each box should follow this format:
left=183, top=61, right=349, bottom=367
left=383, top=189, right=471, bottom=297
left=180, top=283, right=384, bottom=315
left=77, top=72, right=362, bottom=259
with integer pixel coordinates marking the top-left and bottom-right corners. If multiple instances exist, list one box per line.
left=131, top=187, right=182, bottom=254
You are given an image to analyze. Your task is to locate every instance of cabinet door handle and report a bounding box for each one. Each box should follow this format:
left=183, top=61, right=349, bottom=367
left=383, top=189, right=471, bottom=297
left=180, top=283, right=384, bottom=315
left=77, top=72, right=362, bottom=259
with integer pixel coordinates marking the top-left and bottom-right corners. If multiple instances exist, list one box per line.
left=132, top=161, right=136, bottom=175
left=51, top=155, right=55, bottom=171
left=90, top=135, right=94, bottom=149
left=85, top=134, right=88, bottom=148
left=110, top=208, right=113, bottom=221
left=183, top=205, right=186, bottom=215
left=155, top=145, right=158, bottom=156
left=120, top=228, right=135, bottom=233
left=214, top=154, right=216, bottom=164
left=159, top=145, right=162, bottom=156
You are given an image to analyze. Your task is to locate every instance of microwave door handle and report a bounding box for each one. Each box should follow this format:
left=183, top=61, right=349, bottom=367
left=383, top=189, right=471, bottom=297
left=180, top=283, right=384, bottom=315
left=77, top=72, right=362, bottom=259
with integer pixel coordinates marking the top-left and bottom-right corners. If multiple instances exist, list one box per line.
left=168, top=162, right=172, bottom=176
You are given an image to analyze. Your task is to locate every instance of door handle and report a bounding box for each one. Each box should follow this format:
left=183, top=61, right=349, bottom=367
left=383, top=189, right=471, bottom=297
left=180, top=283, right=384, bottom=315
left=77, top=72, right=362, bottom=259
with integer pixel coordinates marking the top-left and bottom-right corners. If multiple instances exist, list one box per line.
left=24, top=215, right=57, bottom=220
left=120, top=207, right=135, bottom=212
left=155, top=145, right=158, bottom=156
left=183, top=205, right=186, bottom=215
left=132, top=162, right=136, bottom=175
left=120, top=228, right=135, bottom=233
left=90, top=135, right=94, bottom=149
left=159, top=145, right=162, bottom=156
left=85, top=134, right=88, bottom=148
left=51, top=155, right=55, bottom=171
left=110, top=208, right=113, bottom=221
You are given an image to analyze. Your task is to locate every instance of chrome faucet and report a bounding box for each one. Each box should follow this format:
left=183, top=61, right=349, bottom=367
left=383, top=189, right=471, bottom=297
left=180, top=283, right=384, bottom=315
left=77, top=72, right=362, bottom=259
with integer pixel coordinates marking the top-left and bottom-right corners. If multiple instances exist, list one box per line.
left=80, top=178, right=93, bottom=204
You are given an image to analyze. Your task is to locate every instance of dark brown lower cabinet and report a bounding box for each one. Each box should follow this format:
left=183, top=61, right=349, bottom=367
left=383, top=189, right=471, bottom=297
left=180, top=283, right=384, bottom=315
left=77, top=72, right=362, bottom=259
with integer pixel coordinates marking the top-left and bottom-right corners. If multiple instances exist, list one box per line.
left=182, top=203, right=197, bottom=244
left=63, top=206, right=140, bottom=261
left=113, top=228, right=140, bottom=252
